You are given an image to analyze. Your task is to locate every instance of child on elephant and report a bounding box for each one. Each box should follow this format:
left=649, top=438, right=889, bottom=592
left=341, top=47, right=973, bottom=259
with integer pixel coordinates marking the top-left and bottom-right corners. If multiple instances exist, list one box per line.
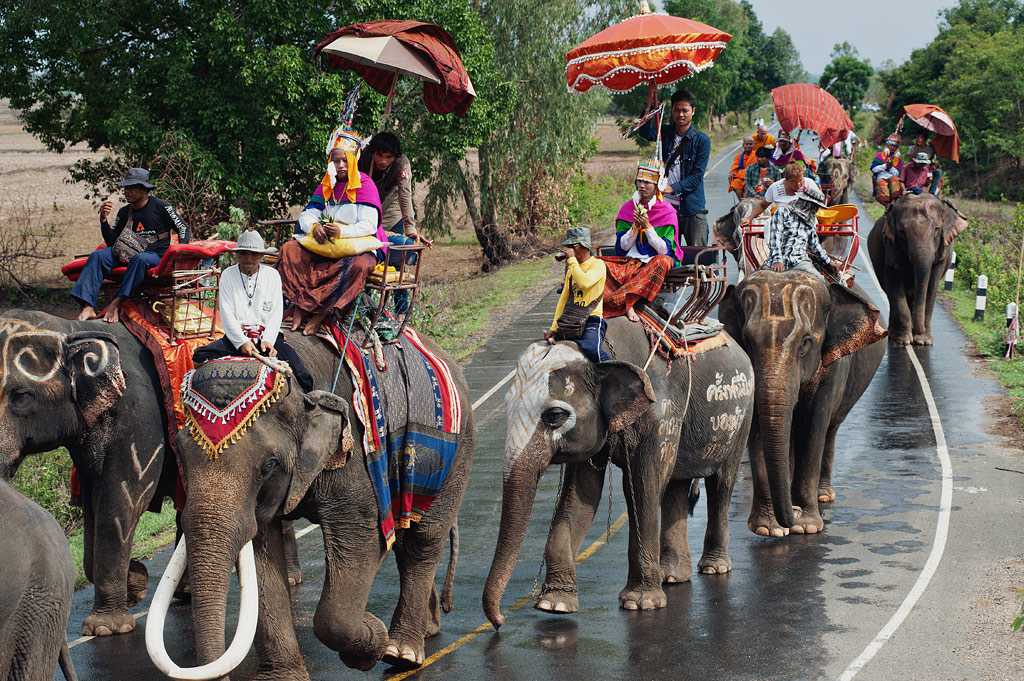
left=545, top=226, right=609, bottom=363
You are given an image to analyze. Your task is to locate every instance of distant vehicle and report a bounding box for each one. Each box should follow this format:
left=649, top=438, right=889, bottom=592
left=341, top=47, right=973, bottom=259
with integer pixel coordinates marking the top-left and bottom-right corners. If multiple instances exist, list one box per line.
left=862, top=102, right=881, bottom=112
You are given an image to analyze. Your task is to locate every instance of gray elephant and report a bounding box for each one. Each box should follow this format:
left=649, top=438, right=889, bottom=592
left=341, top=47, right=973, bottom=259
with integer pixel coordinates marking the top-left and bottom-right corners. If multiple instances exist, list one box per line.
left=719, top=271, right=887, bottom=536
left=483, top=317, right=754, bottom=626
left=867, top=193, right=968, bottom=346
left=0, top=478, right=78, bottom=681
left=144, top=333, right=474, bottom=679
left=818, top=155, right=854, bottom=205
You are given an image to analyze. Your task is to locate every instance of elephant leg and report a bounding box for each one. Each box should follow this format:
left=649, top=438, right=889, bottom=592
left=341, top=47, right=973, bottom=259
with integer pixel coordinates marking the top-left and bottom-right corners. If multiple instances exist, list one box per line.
left=746, top=426, right=789, bottom=537
left=660, top=477, right=693, bottom=584
left=382, top=531, right=448, bottom=671
left=818, top=424, right=840, bottom=504
left=281, top=520, right=302, bottom=588
left=790, top=404, right=830, bottom=535
left=699, top=459, right=740, bottom=575
left=536, top=461, right=605, bottom=613
left=619, top=450, right=668, bottom=611
left=314, top=524, right=387, bottom=671
left=251, top=518, right=309, bottom=681
left=917, top=260, right=946, bottom=345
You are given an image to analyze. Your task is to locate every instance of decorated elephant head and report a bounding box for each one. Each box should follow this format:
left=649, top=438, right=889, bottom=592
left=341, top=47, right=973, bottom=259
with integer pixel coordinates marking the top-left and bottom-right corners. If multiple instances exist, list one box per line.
left=714, top=198, right=768, bottom=254
left=483, top=342, right=655, bottom=627
left=0, top=319, right=125, bottom=478
left=718, top=271, right=886, bottom=528
left=147, top=356, right=349, bottom=680
left=818, top=156, right=854, bottom=205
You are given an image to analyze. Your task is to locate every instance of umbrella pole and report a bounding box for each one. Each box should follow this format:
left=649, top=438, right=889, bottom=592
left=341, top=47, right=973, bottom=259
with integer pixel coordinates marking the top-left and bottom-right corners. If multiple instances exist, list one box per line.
left=382, top=78, right=398, bottom=127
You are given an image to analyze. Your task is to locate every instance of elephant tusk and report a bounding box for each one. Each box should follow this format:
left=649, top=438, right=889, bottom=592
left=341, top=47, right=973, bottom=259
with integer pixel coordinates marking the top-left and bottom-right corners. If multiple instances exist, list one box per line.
left=145, top=538, right=259, bottom=680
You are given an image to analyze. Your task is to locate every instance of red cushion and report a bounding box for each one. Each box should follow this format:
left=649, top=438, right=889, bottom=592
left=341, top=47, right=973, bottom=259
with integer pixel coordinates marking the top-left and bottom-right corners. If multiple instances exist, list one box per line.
left=61, top=240, right=236, bottom=283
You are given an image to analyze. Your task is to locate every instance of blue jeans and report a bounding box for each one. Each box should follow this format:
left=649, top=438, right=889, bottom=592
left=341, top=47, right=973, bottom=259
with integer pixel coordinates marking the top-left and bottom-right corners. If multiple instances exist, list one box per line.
left=71, top=247, right=162, bottom=308
left=385, top=220, right=418, bottom=315
left=930, top=168, right=943, bottom=194
left=577, top=317, right=610, bottom=363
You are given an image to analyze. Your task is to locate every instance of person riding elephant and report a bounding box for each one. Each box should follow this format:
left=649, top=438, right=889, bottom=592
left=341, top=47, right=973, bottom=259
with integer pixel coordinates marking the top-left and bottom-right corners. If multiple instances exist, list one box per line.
left=872, top=134, right=904, bottom=205
left=483, top=316, right=754, bottom=623
left=0, top=312, right=304, bottom=636
left=867, top=193, right=968, bottom=346
left=0, top=478, right=78, bottom=681
left=145, top=331, right=474, bottom=677
left=718, top=272, right=887, bottom=536
left=744, top=146, right=782, bottom=200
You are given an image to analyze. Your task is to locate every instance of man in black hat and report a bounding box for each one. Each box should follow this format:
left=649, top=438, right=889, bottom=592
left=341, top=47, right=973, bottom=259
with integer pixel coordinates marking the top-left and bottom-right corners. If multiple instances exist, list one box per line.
left=71, top=167, right=191, bottom=323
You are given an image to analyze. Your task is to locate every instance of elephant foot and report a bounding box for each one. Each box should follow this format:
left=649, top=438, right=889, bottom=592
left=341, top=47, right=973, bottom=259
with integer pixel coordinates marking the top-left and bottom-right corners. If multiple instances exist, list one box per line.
left=790, top=509, right=824, bottom=535
left=381, top=640, right=425, bottom=671
left=619, top=586, right=667, bottom=611
left=913, top=333, right=933, bottom=346
left=81, top=609, right=135, bottom=636
left=126, top=559, right=149, bottom=607
left=697, top=552, right=732, bottom=575
left=287, top=569, right=303, bottom=588
left=891, top=333, right=913, bottom=347
left=660, top=552, right=692, bottom=584
left=818, top=485, right=837, bottom=504
left=748, top=508, right=790, bottom=538
left=338, top=650, right=380, bottom=672
left=535, top=587, right=578, bottom=613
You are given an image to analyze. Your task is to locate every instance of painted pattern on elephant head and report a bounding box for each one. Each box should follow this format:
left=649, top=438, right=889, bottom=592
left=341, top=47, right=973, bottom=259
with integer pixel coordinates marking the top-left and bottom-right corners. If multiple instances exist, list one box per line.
left=0, top=320, right=126, bottom=476
left=735, top=272, right=824, bottom=380
left=504, top=343, right=586, bottom=480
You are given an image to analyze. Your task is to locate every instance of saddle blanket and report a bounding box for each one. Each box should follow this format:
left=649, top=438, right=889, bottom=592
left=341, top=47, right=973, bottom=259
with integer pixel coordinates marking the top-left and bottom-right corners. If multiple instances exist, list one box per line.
left=329, top=323, right=462, bottom=550
left=635, top=307, right=729, bottom=360
left=180, top=357, right=286, bottom=460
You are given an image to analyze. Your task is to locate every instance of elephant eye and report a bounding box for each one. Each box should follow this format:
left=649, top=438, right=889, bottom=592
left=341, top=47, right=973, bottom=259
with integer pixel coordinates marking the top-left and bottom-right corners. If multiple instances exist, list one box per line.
left=260, top=457, right=280, bottom=477
left=9, top=388, right=35, bottom=414
left=542, top=406, right=571, bottom=428
left=799, top=336, right=814, bottom=357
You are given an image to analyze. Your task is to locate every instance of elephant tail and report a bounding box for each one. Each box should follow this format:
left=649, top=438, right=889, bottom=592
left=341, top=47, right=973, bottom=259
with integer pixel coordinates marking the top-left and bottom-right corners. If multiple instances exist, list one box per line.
left=441, top=522, right=459, bottom=613
left=59, top=642, right=79, bottom=681
left=687, top=479, right=701, bottom=517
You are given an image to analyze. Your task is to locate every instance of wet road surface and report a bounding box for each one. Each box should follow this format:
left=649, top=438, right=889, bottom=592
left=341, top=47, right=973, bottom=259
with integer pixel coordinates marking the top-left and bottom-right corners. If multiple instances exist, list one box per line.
left=60, top=136, right=1024, bottom=681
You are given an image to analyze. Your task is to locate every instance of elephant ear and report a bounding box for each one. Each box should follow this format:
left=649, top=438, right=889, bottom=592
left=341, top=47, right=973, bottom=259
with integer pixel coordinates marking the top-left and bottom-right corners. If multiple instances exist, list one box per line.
left=941, top=199, right=968, bottom=246
left=821, top=284, right=887, bottom=369
left=717, top=285, right=744, bottom=345
left=596, top=361, right=656, bottom=433
left=284, top=390, right=348, bottom=514
left=64, top=331, right=126, bottom=427
left=712, top=211, right=740, bottom=252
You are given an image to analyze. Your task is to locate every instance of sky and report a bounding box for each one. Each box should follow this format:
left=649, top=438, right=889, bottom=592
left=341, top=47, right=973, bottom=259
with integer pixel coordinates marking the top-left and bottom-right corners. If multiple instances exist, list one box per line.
left=734, top=0, right=960, bottom=75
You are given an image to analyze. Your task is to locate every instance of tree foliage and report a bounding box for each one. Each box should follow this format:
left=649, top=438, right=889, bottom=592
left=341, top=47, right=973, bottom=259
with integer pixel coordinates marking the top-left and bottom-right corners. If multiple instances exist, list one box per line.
left=878, top=0, right=1024, bottom=199
left=819, top=43, right=873, bottom=116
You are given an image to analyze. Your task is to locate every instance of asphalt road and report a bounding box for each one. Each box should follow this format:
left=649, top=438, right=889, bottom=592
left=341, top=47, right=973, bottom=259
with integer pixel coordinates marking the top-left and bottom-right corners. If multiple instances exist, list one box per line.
left=60, top=135, right=1024, bottom=681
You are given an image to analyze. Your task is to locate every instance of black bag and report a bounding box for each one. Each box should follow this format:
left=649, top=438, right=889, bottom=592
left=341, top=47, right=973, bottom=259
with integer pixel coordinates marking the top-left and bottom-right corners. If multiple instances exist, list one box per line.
left=554, top=303, right=591, bottom=341
left=111, top=211, right=153, bottom=263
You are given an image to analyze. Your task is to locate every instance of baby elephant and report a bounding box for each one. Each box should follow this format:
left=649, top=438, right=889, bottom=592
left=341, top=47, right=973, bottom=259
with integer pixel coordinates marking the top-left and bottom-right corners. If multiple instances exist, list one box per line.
left=0, top=478, right=78, bottom=681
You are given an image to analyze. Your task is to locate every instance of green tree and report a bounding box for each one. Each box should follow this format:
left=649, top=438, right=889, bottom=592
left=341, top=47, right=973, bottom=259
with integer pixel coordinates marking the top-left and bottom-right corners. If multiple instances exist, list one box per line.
left=819, top=44, right=873, bottom=115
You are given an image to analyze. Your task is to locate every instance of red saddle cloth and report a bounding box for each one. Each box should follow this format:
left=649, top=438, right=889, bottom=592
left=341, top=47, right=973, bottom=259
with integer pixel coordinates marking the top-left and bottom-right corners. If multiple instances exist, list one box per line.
left=60, top=240, right=235, bottom=282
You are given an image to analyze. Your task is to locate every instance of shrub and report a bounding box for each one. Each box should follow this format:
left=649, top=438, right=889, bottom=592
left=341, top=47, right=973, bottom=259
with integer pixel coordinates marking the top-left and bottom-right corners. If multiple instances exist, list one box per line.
left=12, top=449, right=82, bottom=536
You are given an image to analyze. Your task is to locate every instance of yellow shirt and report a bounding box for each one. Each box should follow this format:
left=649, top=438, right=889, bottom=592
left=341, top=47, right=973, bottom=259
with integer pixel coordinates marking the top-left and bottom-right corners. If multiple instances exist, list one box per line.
left=550, top=256, right=606, bottom=332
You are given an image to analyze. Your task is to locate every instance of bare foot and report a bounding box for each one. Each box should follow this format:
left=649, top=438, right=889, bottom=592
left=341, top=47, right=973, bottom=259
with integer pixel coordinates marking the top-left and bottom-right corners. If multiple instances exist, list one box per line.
left=287, top=306, right=303, bottom=332
left=102, top=299, right=122, bottom=324
left=77, top=306, right=99, bottom=321
left=302, top=310, right=329, bottom=336
left=626, top=307, right=640, bottom=323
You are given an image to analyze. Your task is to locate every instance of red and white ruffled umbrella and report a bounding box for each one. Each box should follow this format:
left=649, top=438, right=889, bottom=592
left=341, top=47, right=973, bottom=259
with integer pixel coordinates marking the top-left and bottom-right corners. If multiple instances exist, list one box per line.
left=900, top=104, right=960, bottom=163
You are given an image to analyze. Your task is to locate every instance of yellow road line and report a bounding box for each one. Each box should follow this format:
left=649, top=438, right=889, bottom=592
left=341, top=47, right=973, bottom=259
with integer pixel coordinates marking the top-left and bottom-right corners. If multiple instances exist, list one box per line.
left=386, top=511, right=629, bottom=680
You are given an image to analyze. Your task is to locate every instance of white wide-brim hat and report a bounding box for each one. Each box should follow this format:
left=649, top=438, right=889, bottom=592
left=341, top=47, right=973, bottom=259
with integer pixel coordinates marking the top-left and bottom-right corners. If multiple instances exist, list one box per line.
left=230, top=230, right=278, bottom=255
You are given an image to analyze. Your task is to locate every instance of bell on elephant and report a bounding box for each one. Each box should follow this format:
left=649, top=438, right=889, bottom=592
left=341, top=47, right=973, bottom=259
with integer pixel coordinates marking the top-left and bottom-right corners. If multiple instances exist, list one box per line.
left=484, top=315, right=754, bottom=625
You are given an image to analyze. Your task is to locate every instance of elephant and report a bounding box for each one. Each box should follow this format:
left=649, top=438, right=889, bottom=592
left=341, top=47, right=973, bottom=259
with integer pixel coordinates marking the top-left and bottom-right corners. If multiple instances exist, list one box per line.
left=818, top=155, right=854, bottom=205
left=867, top=193, right=968, bottom=346
left=713, top=197, right=768, bottom=276
left=144, top=333, right=474, bottom=679
left=482, top=316, right=754, bottom=626
left=0, top=312, right=305, bottom=636
left=0, top=477, right=78, bottom=681
left=719, top=270, right=887, bottom=536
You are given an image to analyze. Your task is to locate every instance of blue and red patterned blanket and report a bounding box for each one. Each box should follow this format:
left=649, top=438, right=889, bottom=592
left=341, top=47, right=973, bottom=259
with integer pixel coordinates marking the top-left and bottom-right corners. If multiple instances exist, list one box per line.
left=330, top=325, right=462, bottom=550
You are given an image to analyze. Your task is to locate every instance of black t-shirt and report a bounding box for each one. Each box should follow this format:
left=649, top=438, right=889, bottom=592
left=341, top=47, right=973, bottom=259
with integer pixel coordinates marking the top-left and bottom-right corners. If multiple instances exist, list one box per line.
left=100, top=196, right=191, bottom=255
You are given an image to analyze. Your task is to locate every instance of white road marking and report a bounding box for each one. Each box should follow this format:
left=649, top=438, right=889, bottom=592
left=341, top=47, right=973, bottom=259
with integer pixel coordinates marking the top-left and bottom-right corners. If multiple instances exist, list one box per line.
left=66, top=132, right=762, bottom=652
left=838, top=206, right=954, bottom=681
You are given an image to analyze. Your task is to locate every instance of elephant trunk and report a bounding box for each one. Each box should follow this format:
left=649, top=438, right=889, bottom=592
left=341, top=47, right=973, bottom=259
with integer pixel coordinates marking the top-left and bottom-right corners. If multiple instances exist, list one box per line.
left=146, top=508, right=258, bottom=680
left=483, top=440, right=549, bottom=629
left=757, top=379, right=798, bottom=529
